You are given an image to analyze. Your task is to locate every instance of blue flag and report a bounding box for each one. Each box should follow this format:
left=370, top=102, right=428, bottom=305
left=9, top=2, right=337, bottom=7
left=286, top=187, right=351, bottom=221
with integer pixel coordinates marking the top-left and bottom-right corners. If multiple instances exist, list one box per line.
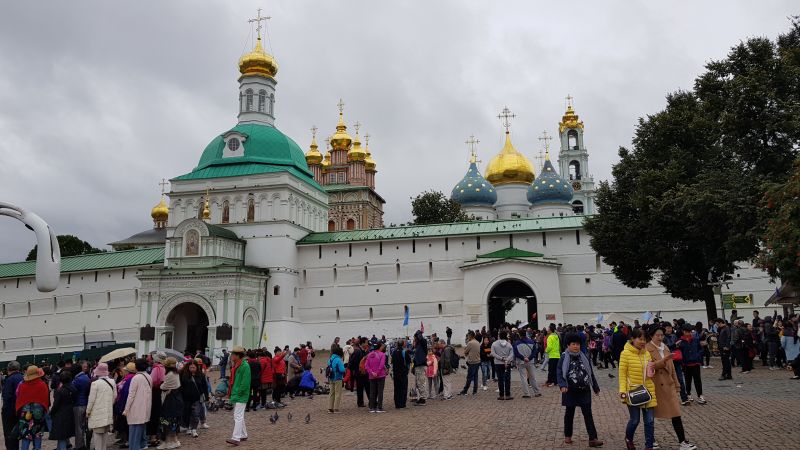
left=403, top=306, right=409, bottom=326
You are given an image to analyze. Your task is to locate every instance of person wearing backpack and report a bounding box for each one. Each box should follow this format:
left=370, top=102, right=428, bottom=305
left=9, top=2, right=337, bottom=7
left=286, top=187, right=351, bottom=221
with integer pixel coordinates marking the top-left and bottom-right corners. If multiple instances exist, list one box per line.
left=347, top=338, right=370, bottom=408
left=513, top=331, right=542, bottom=398
left=557, top=333, right=603, bottom=447
left=439, top=342, right=458, bottom=400
left=326, top=347, right=346, bottom=414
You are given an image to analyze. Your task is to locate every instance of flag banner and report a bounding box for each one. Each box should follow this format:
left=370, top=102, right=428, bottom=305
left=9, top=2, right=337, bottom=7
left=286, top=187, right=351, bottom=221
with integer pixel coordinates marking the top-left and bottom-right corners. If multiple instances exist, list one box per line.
left=420, top=321, right=424, bottom=333
left=642, top=311, right=653, bottom=322
left=596, top=313, right=604, bottom=323
left=403, top=307, right=409, bottom=326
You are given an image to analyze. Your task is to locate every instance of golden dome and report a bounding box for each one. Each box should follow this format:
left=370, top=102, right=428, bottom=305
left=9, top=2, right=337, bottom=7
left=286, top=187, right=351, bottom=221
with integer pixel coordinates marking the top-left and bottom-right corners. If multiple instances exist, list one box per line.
left=238, top=37, right=278, bottom=79
left=365, top=148, right=376, bottom=172
left=202, top=197, right=211, bottom=221
left=321, top=151, right=331, bottom=168
left=150, top=195, right=169, bottom=221
left=485, top=132, right=535, bottom=185
left=348, top=132, right=367, bottom=162
left=330, top=112, right=352, bottom=151
left=305, top=135, right=323, bottom=165
left=559, top=105, right=584, bottom=133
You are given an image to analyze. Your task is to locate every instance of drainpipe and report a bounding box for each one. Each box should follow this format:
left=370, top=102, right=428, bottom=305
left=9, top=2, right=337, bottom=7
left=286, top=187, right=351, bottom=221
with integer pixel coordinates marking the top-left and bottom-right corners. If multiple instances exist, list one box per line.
left=258, top=275, right=269, bottom=348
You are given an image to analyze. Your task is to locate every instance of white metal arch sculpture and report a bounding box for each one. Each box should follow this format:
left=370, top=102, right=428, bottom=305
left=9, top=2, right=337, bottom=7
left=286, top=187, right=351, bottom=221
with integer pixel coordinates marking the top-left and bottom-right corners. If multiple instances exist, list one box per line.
left=0, top=202, right=60, bottom=292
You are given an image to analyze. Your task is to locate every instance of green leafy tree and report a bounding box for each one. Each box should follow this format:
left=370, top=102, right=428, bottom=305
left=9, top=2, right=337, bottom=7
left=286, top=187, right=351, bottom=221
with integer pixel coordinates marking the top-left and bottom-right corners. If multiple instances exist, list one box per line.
left=585, top=20, right=800, bottom=320
left=757, top=158, right=800, bottom=286
left=26, top=234, right=105, bottom=261
left=410, top=190, right=469, bottom=225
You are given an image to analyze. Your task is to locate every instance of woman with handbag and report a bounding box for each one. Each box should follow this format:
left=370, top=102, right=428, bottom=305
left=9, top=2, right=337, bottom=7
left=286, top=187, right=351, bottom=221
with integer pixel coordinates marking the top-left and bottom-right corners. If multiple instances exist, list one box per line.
left=646, top=326, right=697, bottom=450
left=618, top=328, right=657, bottom=450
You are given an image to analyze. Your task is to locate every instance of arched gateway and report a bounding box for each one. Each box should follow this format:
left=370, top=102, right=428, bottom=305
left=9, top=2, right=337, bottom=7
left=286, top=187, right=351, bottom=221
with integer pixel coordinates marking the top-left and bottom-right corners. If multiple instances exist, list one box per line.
left=487, top=279, right=538, bottom=331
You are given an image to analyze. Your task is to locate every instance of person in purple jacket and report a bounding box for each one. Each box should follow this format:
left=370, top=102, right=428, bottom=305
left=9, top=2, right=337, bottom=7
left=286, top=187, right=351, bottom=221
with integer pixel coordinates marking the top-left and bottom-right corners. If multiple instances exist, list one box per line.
left=364, top=342, right=388, bottom=413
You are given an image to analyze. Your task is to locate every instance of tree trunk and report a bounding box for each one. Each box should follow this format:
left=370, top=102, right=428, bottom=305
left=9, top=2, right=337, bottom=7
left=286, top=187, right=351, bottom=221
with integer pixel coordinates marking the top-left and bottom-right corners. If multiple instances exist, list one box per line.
left=702, top=284, right=718, bottom=322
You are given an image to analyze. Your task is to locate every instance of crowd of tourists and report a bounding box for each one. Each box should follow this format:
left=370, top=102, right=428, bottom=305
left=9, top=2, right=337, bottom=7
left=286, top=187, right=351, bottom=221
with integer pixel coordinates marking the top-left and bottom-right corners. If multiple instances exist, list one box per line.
left=1, top=310, right=798, bottom=450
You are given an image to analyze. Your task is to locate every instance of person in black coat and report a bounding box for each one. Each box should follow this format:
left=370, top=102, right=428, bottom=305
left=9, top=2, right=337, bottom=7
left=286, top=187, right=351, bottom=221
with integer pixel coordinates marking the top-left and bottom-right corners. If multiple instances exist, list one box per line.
left=49, top=372, right=77, bottom=450
left=246, top=353, right=262, bottom=411
left=348, top=338, right=370, bottom=408
left=391, top=341, right=411, bottom=409
left=179, top=361, right=208, bottom=437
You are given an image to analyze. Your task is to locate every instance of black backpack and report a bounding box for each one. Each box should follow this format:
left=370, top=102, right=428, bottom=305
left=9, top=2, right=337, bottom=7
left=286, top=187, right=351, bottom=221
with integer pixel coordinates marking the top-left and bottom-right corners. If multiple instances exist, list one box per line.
left=567, top=355, right=590, bottom=391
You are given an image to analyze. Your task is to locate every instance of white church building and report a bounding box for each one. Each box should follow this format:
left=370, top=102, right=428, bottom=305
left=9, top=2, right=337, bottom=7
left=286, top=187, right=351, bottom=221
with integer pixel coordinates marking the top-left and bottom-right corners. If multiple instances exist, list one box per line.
left=0, top=25, right=775, bottom=361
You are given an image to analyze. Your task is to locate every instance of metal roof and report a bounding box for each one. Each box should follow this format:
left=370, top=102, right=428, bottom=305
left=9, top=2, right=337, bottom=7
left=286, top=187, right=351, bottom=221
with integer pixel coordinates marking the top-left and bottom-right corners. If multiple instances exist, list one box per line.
left=109, top=228, right=167, bottom=247
left=476, top=247, right=544, bottom=259
left=297, top=215, right=587, bottom=245
left=173, top=163, right=325, bottom=193
left=0, top=247, right=165, bottom=279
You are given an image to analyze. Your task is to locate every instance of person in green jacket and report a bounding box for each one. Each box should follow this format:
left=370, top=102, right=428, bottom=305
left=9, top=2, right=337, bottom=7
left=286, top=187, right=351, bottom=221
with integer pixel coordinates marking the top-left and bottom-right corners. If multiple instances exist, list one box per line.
left=226, top=346, right=250, bottom=446
left=546, top=324, right=561, bottom=386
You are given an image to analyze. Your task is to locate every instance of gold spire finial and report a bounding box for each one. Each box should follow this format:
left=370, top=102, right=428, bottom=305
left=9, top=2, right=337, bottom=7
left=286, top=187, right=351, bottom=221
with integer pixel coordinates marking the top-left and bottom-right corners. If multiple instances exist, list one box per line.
left=353, top=121, right=361, bottom=136
left=158, top=178, right=169, bottom=195
left=364, top=132, right=370, bottom=148
left=151, top=179, right=170, bottom=226
left=305, top=125, right=322, bottom=165
left=331, top=99, right=353, bottom=150
left=498, top=106, right=515, bottom=134
left=202, top=187, right=211, bottom=221
left=364, top=132, right=376, bottom=172
left=466, top=135, right=480, bottom=164
left=565, top=94, right=574, bottom=110
left=559, top=95, right=584, bottom=133
left=239, top=9, right=277, bottom=78
left=538, top=130, right=552, bottom=153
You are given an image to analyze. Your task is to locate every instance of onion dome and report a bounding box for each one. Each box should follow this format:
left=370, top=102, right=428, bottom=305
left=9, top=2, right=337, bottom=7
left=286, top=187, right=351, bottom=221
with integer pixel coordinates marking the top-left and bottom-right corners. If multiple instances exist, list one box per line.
left=528, top=152, right=573, bottom=204
left=238, top=37, right=278, bottom=79
left=452, top=155, right=497, bottom=206
left=365, top=148, right=376, bottom=172
left=558, top=104, right=584, bottom=133
left=485, top=132, right=535, bottom=186
left=348, top=131, right=367, bottom=162
left=305, top=135, right=322, bottom=166
left=321, top=151, right=331, bottom=168
left=201, top=194, right=211, bottom=221
left=150, top=195, right=169, bottom=222
left=330, top=110, right=352, bottom=151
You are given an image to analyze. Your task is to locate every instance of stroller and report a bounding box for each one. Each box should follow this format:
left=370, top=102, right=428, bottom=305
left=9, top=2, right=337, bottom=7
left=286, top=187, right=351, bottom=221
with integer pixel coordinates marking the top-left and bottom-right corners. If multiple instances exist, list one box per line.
left=207, top=377, right=231, bottom=412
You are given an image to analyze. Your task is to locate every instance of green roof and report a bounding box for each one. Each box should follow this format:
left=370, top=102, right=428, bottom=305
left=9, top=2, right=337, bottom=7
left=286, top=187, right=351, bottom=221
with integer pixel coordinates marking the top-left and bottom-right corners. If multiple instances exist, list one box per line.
left=0, top=247, right=165, bottom=279
left=477, top=247, right=544, bottom=259
left=206, top=223, right=243, bottom=241
left=297, top=215, right=587, bottom=245
left=174, top=123, right=325, bottom=192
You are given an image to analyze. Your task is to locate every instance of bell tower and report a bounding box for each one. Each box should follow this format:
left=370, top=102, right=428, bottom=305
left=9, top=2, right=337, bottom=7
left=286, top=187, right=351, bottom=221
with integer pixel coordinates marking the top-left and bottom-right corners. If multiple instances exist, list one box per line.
left=557, top=95, right=595, bottom=214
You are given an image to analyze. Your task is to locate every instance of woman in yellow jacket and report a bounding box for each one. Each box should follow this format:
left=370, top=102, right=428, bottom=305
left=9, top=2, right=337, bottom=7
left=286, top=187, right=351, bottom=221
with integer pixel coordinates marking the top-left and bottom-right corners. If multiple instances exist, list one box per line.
left=618, top=328, right=657, bottom=450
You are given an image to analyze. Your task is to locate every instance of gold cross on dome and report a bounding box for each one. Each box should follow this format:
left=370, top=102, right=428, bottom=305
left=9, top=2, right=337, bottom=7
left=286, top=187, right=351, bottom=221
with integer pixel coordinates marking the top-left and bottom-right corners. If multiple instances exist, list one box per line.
left=310, top=125, right=318, bottom=139
left=364, top=133, right=370, bottom=147
left=565, top=94, right=574, bottom=109
left=498, top=107, right=515, bottom=133
left=337, top=98, right=345, bottom=115
left=465, top=135, right=480, bottom=163
left=248, top=8, right=271, bottom=40
left=158, top=178, right=169, bottom=195
left=353, top=121, right=361, bottom=135
left=538, top=130, right=552, bottom=152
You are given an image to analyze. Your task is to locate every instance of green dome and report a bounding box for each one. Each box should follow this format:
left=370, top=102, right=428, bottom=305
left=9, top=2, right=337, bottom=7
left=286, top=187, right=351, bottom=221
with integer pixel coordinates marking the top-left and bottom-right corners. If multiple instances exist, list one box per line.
left=193, top=123, right=313, bottom=179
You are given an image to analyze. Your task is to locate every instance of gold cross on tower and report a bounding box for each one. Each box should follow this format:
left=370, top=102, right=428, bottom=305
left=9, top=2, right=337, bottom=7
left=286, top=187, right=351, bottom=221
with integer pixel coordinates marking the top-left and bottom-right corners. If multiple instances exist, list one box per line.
left=337, top=98, right=345, bottom=115
left=565, top=94, right=574, bottom=109
left=537, top=130, right=553, bottom=167
left=498, top=106, right=515, bottom=133
left=364, top=133, right=370, bottom=147
left=248, top=8, right=271, bottom=40
left=353, top=121, right=361, bottom=135
left=310, top=125, right=318, bottom=140
left=158, top=178, right=169, bottom=195
left=465, top=135, right=480, bottom=163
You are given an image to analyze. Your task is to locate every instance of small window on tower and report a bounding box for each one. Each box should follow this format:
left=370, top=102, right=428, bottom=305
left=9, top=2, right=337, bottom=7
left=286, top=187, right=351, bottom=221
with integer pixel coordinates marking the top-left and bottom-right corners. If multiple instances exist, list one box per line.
left=258, top=90, right=266, bottom=112
left=227, top=138, right=240, bottom=151
left=245, top=89, right=254, bottom=111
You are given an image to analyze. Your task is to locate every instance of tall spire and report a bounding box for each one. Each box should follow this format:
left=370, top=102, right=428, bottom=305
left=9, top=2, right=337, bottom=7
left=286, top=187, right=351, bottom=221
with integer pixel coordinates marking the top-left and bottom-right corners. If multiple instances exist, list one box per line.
left=202, top=187, right=211, bottom=221
left=237, top=10, right=278, bottom=126
left=330, top=99, right=353, bottom=151
left=150, top=179, right=169, bottom=229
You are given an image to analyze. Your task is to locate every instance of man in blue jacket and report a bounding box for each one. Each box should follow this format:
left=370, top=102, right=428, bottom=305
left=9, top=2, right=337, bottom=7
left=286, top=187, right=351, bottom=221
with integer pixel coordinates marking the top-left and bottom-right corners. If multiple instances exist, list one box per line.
left=2, top=361, right=24, bottom=450
left=411, top=331, right=428, bottom=405
left=72, top=361, right=92, bottom=450
left=513, top=332, right=542, bottom=398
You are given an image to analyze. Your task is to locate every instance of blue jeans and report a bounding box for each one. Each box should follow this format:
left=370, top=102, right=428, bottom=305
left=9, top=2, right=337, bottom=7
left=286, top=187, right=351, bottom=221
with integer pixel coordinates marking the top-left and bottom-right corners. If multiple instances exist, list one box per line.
left=673, top=361, right=688, bottom=401
left=56, top=440, right=69, bottom=450
left=626, top=406, right=654, bottom=449
left=128, top=424, right=147, bottom=450
left=480, top=361, right=491, bottom=386
left=461, top=363, right=479, bottom=394
left=495, top=364, right=511, bottom=397
left=21, top=437, right=42, bottom=450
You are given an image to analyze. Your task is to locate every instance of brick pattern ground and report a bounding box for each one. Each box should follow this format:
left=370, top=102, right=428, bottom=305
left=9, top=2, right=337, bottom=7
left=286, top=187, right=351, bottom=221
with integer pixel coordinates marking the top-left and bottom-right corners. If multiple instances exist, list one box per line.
left=20, top=358, right=799, bottom=450
left=178, top=359, right=799, bottom=450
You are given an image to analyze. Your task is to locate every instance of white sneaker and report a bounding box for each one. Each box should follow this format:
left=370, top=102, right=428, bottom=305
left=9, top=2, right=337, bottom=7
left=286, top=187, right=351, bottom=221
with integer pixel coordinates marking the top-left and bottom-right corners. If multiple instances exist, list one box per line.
left=482, top=385, right=487, bottom=391
left=697, top=396, right=707, bottom=404
left=200, top=423, right=209, bottom=429
left=652, top=442, right=660, bottom=450
left=191, top=430, right=198, bottom=438
left=679, top=441, right=697, bottom=450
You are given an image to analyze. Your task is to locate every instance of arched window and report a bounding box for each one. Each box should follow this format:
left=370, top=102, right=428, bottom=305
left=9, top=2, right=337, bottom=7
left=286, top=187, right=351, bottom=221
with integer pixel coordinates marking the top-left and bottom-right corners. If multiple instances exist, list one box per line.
left=369, top=307, right=373, bottom=320
left=222, top=200, right=230, bottom=224
left=568, top=130, right=579, bottom=150
left=572, top=200, right=584, bottom=215
left=258, top=90, right=266, bottom=112
left=346, top=219, right=355, bottom=230
left=273, top=285, right=280, bottom=296
left=247, top=198, right=255, bottom=222
left=245, top=89, right=253, bottom=111
left=269, top=94, right=275, bottom=114
left=569, top=160, right=581, bottom=180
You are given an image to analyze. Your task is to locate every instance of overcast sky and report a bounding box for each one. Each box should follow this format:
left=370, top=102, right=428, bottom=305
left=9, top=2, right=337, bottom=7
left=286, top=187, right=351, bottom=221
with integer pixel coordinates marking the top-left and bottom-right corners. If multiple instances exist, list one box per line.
left=0, top=1, right=796, bottom=262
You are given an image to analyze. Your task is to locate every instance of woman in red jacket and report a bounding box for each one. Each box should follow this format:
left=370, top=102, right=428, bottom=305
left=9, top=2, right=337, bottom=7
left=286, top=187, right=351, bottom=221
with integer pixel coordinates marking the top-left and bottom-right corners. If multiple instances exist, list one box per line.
left=259, top=350, right=274, bottom=409
left=271, top=348, right=287, bottom=407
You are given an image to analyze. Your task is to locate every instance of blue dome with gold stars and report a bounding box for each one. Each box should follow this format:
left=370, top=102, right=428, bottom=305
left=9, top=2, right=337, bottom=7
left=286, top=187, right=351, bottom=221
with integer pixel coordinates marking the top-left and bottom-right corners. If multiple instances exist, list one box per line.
left=528, top=155, right=573, bottom=204
left=452, top=161, right=497, bottom=206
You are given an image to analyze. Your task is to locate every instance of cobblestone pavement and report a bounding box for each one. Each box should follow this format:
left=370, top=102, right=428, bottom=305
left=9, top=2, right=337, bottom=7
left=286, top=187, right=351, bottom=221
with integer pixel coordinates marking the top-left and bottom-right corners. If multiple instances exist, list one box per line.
left=174, top=360, right=798, bottom=450
left=30, top=359, right=800, bottom=450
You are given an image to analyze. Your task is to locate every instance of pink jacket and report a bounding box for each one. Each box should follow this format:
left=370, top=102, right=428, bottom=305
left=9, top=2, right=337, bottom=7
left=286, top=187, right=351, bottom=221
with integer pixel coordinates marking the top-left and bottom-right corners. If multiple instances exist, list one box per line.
left=123, top=372, right=152, bottom=425
left=364, top=351, right=387, bottom=380
left=426, top=354, right=438, bottom=378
